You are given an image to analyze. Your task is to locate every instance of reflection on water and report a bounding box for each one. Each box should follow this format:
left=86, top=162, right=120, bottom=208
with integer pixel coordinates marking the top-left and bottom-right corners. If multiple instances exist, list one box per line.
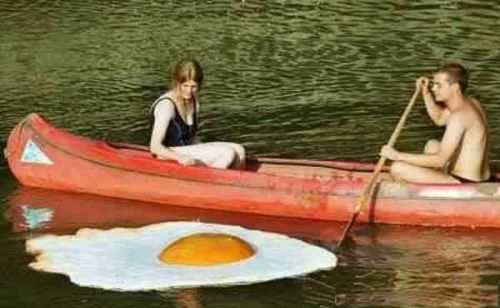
left=2, top=0, right=500, bottom=306
left=160, top=289, right=202, bottom=308
left=5, top=187, right=500, bottom=307
left=302, top=227, right=500, bottom=307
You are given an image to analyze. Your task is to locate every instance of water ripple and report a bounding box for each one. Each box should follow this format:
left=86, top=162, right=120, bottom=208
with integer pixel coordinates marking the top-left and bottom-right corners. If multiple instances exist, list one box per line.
left=2, top=2, right=500, bottom=305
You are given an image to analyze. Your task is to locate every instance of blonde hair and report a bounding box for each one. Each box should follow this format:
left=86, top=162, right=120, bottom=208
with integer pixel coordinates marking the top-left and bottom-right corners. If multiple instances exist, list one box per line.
left=170, top=58, right=204, bottom=89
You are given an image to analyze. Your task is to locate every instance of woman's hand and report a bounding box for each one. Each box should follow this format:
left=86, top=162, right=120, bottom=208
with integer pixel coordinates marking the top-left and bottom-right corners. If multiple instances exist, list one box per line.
left=380, top=145, right=400, bottom=161
left=177, top=154, right=197, bottom=166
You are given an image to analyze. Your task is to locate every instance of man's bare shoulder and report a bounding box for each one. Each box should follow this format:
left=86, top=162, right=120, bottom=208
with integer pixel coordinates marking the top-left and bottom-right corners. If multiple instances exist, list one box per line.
left=449, top=97, right=487, bottom=129
left=466, top=96, right=481, bottom=109
left=466, top=96, right=488, bottom=119
left=445, top=104, right=474, bottom=129
left=447, top=109, right=467, bottom=125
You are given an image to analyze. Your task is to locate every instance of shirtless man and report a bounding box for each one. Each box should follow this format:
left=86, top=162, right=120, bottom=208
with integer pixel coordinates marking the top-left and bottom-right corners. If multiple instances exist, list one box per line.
left=380, top=63, right=490, bottom=183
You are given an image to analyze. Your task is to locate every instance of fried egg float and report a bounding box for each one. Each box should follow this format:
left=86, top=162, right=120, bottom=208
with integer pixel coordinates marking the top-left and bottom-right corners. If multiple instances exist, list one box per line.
left=26, top=222, right=337, bottom=291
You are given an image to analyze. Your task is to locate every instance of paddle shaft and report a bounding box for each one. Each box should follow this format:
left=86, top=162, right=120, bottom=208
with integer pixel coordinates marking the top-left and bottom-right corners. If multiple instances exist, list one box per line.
left=336, top=88, right=421, bottom=250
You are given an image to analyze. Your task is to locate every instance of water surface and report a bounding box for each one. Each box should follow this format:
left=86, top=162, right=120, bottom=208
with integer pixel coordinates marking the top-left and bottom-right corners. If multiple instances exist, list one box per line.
left=1, top=0, right=500, bottom=307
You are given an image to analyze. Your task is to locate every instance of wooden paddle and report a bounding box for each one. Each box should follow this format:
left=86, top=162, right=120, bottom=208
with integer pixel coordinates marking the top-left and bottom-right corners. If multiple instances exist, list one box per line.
left=335, top=88, right=421, bottom=250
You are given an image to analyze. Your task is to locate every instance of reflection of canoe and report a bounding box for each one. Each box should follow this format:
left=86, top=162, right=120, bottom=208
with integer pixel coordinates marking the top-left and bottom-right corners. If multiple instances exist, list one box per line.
left=5, top=187, right=346, bottom=241
left=5, top=113, right=500, bottom=228
left=7, top=187, right=500, bottom=245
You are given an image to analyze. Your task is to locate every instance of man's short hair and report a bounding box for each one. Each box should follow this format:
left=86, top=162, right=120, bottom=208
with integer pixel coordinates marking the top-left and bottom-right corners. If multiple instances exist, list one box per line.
left=436, top=63, right=469, bottom=93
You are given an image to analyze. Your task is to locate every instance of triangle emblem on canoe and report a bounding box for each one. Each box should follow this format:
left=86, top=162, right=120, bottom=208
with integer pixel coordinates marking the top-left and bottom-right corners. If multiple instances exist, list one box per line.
left=21, top=139, right=53, bottom=165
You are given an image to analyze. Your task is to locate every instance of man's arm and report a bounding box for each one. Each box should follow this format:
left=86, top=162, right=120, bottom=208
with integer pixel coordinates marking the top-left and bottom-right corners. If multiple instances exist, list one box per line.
left=418, top=77, right=450, bottom=126
left=381, top=114, right=465, bottom=168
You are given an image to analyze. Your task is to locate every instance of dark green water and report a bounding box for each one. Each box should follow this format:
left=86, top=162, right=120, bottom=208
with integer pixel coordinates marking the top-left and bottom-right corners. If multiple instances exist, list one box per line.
left=1, top=0, right=500, bottom=307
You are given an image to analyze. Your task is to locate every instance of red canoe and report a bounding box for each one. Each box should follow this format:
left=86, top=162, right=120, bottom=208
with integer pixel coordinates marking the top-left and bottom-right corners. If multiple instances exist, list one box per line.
left=5, top=113, right=500, bottom=228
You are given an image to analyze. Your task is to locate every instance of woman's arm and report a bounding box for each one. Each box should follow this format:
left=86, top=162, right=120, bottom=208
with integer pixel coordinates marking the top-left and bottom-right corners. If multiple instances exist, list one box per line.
left=149, top=101, right=194, bottom=164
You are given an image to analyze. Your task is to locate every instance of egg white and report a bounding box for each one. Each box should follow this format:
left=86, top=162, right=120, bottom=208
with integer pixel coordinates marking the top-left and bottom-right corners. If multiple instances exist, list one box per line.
left=26, top=221, right=337, bottom=291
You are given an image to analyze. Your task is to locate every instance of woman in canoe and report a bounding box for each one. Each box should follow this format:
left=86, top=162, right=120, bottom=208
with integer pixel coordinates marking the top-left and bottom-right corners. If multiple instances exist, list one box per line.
left=149, top=58, right=245, bottom=169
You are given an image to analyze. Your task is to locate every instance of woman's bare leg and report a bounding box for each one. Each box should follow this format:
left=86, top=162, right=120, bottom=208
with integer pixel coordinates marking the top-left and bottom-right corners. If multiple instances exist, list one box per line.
left=209, top=142, right=246, bottom=169
left=172, top=144, right=235, bottom=169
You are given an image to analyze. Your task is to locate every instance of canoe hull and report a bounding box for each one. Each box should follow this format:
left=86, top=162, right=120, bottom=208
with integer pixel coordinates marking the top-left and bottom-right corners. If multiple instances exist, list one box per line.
left=5, top=113, right=500, bottom=228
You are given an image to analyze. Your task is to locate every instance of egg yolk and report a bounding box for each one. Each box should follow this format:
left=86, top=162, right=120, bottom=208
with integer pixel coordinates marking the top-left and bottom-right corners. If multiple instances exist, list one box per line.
left=159, top=233, right=256, bottom=266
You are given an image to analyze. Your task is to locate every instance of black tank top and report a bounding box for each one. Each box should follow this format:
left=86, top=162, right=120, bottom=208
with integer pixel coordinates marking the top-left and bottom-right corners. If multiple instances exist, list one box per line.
left=150, top=96, right=197, bottom=147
